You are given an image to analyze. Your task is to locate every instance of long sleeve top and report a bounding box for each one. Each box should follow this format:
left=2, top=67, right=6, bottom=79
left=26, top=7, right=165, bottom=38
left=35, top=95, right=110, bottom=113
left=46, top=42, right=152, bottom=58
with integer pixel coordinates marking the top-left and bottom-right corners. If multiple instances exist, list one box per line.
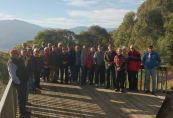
left=8, top=62, right=20, bottom=85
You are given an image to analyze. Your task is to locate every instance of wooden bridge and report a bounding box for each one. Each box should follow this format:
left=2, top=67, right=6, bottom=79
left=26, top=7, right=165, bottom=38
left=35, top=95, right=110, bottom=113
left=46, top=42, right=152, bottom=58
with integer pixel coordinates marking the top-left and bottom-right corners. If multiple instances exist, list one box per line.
left=0, top=67, right=169, bottom=118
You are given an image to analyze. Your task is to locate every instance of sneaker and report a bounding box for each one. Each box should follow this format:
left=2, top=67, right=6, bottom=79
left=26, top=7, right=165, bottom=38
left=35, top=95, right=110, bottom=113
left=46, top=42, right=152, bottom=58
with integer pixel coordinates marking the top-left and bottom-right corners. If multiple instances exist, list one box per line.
left=145, top=90, right=150, bottom=93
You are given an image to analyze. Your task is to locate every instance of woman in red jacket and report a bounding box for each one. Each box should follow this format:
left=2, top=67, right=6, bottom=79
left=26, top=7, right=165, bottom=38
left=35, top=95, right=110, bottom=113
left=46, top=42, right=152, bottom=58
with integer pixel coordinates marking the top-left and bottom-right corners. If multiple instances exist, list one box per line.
left=43, top=47, right=50, bottom=82
left=86, top=47, right=95, bottom=85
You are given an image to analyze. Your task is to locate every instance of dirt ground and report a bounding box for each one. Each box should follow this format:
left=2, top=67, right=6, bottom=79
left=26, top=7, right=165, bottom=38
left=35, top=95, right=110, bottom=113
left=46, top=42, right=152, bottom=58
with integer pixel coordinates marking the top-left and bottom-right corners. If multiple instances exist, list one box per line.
left=26, top=82, right=165, bottom=118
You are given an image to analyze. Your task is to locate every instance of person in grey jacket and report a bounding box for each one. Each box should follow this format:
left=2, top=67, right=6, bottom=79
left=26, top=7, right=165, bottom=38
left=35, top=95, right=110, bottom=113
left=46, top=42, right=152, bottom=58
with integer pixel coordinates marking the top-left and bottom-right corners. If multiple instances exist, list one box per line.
left=93, top=45, right=105, bottom=87
left=81, top=45, right=88, bottom=85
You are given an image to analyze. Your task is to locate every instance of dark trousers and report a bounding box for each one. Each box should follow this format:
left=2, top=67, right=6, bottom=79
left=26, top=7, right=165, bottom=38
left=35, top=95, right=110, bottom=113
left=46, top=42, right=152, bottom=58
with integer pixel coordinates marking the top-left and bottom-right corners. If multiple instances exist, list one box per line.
left=34, top=71, right=41, bottom=89
left=128, top=71, right=138, bottom=90
left=74, top=65, right=80, bottom=82
left=13, top=83, right=27, bottom=116
left=43, top=68, right=50, bottom=81
left=95, top=65, right=105, bottom=85
left=81, top=66, right=87, bottom=85
left=51, top=66, right=60, bottom=82
left=60, top=66, right=68, bottom=83
left=88, top=66, right=95, bottom=84
left=106, top=66, right=116, bottom=88
left=69, top=65, right=75, bottom=83
left=116, top=70, right=126, bottom=90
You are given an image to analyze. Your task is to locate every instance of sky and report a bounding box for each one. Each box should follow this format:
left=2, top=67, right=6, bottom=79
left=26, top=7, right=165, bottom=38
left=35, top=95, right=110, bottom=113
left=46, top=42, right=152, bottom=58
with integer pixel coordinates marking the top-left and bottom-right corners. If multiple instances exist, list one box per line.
left=0, top=0, right=145, bottom=29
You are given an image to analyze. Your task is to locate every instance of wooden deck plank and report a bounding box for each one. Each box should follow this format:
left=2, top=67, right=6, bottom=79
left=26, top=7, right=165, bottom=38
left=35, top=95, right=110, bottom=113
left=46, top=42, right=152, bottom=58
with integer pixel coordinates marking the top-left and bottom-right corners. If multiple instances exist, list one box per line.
left=26, top=82, right=165, bottom=118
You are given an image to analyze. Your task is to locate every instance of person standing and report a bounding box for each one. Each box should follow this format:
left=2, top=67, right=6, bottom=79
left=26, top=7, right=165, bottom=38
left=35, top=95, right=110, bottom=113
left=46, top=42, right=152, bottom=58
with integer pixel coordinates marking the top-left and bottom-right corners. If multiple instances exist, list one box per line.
left=94, top=45, right=105, bottom=87
left=74, top=45, right=81, bottom=83
left=60, top=47, right=69, bottom=84
left=67, top=44, right=76, bottom=83
left=81, top=45, right=88, bottom=85
left=142, top=45, right=161, bottom=95
left=104, top=44, right=117, bottom=89
left=32, top=49, right=43, bottom=90
left=48, top=46, right=59, bottom=83
left=127, top=44, right=141, bottom=91
left=8, top=49, right=30, bottom=117
left=114, top=48, right=126, bottom=92
left=43, top=47, right=50, bottom=82
left=86, top=47, right=95, bottom=85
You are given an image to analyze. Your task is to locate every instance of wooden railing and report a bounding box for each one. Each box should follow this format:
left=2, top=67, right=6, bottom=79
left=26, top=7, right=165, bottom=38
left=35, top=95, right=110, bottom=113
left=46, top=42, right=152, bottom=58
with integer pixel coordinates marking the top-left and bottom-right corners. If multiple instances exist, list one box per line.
left=0, top=79, right=17, bottom=118
left=138, top=66, right=168, bottom=91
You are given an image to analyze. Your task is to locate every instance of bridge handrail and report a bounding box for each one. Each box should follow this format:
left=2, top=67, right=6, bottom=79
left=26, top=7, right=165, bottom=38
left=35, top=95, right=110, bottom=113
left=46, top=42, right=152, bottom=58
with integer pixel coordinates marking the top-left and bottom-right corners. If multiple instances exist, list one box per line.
left=0, top=79, right=17, bottom=118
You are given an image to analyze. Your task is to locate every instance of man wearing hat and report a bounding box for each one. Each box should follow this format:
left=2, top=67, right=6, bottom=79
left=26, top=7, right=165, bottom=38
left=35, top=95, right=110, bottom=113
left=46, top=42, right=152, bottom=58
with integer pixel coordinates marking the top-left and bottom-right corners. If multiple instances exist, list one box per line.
left=8, top=49, right=30, bottom=117
left=142, top=45, right=161, bottom=95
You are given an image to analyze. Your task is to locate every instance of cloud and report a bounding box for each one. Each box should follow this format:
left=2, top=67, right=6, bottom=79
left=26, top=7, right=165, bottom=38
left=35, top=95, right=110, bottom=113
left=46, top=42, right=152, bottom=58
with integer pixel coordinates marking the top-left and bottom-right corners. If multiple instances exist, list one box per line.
left=0, top=13, right=15, bottom=20
left=119, top=0, right=145, bottom=5
left=63, top=0, right=97, bottom=7
left=67, top=8, right=132, bottom=27
left=68, top=8, right=130, bottom=20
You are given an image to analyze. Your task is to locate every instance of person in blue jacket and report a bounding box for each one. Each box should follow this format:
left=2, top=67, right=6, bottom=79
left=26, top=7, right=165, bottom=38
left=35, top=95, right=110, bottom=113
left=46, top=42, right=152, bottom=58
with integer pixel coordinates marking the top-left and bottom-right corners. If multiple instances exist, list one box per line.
left=142, top=45, right=161, bottom=95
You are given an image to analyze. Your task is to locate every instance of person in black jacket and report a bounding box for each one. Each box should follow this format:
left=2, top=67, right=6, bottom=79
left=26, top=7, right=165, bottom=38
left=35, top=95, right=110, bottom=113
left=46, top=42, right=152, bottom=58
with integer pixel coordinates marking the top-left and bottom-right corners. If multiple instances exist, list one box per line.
left=67, top=44, right=76, bottom=83
left=60, top=47, right=69, bottom=84
left=49, top=46, right=60, bottom=83
left=33, top=48, right=43, bottom=90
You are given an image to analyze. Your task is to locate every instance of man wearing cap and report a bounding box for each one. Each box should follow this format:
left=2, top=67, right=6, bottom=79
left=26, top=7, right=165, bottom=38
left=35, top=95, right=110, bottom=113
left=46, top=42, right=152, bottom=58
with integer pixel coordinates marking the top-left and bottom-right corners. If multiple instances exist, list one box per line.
left=142, top=45, right=161, bottom=95
left=8, top=49, right=30, bottom=117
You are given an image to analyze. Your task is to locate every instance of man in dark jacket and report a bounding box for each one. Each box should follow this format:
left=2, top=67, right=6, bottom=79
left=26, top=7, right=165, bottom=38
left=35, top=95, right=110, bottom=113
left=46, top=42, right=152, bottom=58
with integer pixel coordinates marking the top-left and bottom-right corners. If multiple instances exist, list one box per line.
left=104, top=44, right=117, bottom=89
left=74, top=45, right=81, bottom=83
left=48, top=46, right=60, bottom=83
left=33, top=48, right=43, bottom=90
left=60, top=47, right=69, bottom=84
left=8, top=49, right=30, bottom=117
left=67, top=44, right=76, bottom=83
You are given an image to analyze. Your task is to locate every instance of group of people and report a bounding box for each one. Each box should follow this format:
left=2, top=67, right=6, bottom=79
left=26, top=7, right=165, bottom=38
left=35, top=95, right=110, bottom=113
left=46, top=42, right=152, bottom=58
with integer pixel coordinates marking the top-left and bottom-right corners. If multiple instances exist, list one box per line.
left=8, top=42, right=161, bottom=117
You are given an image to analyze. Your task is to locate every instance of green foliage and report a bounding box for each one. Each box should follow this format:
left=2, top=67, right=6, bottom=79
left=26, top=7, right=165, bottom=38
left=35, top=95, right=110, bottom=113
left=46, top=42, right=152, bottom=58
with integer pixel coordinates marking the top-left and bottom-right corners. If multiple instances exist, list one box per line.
left=112, top=0, right=173, bottom=65
left=0, top=52, right=9, bottom=84
left=76, top=25, right=112, bottom=50
left=34, top=29, right=76, bottom=47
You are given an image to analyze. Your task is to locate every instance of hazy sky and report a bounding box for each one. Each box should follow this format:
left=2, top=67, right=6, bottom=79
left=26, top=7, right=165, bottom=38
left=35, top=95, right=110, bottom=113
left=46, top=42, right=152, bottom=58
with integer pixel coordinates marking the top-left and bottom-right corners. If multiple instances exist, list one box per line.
left=0, top=0, right=145, bottom=29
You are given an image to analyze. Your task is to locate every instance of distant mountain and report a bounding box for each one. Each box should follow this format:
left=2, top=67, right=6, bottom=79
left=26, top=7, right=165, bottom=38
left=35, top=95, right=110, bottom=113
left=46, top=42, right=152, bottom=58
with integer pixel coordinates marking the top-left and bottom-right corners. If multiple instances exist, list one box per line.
left=0, top=20, right=44, bottom=50
left=0, top=20, right=115, bottom=50
left=69, top=26, right=88, bottom=34
left=69, top=26, right=115, bottom=34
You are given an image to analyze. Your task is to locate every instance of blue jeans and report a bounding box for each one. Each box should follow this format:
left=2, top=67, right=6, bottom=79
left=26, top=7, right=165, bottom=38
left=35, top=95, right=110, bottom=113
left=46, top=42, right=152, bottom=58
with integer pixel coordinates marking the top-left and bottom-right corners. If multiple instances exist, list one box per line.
left=145, top=69, right=157, bottom=92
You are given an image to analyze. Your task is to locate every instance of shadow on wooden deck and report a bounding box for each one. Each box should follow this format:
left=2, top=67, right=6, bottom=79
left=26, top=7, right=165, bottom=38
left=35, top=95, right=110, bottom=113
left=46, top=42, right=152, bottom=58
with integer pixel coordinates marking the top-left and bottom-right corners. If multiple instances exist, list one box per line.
left=26, top=82, right=165, bottom=118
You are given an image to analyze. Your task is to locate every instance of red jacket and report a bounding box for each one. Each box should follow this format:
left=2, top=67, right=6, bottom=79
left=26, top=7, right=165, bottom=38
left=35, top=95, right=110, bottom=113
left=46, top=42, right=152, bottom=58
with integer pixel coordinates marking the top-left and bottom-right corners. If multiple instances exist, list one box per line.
left=86, top=52, right=93, bottom=69
left=127, top=50, right=141, bottom=71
